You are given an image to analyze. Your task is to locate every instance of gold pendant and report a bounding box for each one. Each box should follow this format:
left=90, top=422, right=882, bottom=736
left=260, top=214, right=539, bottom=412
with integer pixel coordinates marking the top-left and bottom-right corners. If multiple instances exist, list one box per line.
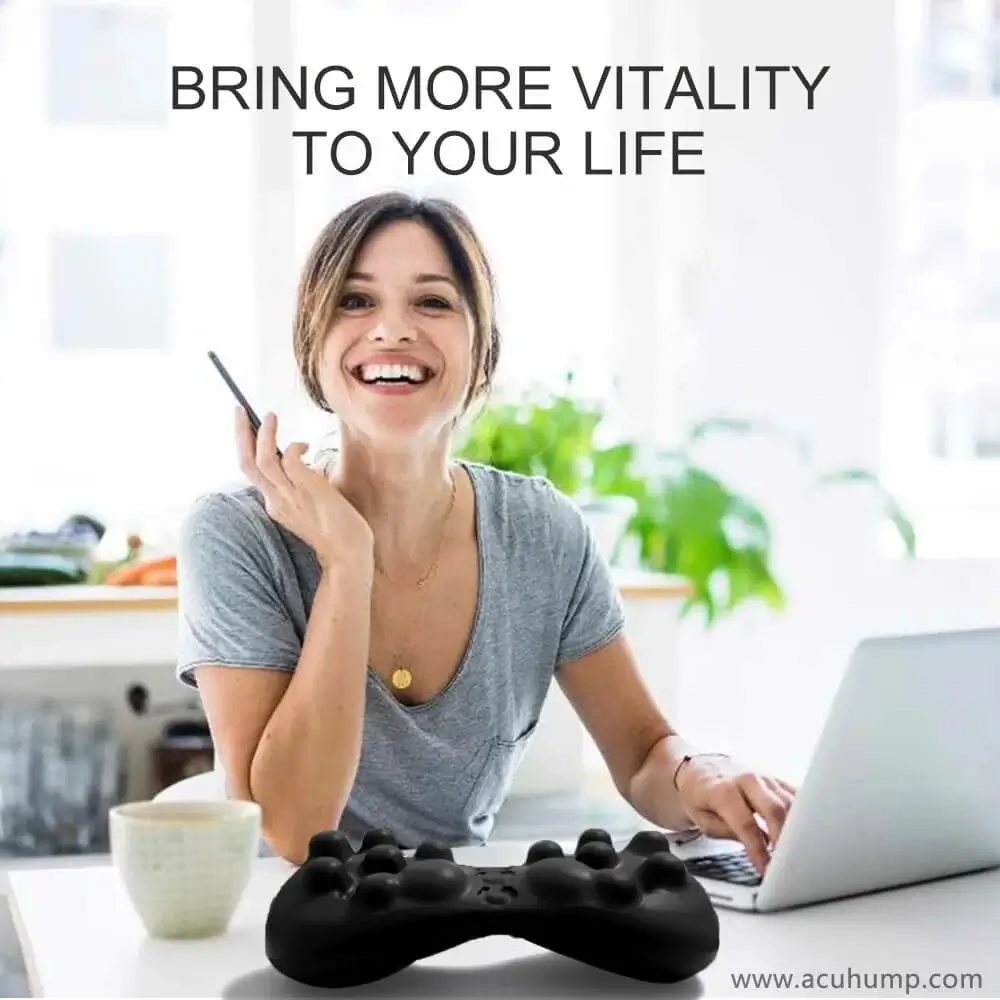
left=391, top=667, right=412, bottom=691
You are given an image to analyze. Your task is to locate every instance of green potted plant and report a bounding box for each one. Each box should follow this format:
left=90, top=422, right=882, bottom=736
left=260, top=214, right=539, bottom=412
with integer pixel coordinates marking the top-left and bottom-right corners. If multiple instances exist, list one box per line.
left=458, top=388, right=916, bottom=626
left=456, top=375, right=600, bottom=493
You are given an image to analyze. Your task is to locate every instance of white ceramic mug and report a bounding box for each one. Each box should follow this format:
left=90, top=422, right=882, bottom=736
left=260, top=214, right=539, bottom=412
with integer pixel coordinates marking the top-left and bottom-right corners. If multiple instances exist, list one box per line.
left=109, top=799, right=261, bottom=939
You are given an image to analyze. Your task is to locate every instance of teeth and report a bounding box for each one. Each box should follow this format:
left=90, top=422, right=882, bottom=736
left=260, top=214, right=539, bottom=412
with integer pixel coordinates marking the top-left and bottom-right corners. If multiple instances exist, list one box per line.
left=358, top=363, right=427, bottom=384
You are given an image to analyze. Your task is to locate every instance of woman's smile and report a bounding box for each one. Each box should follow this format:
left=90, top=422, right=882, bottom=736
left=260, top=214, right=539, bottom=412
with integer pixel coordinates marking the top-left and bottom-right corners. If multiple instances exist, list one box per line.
left=347, top=351, right=437, bottom=397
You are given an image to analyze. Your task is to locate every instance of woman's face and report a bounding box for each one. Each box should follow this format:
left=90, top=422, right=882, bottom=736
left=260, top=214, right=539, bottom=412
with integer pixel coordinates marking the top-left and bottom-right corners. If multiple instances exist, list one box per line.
left=315, top=219, right=475, bottom=445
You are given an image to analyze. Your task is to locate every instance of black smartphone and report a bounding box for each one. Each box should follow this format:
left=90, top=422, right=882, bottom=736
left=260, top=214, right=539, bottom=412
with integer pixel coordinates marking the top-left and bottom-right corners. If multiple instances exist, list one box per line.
left=207, top=350, right=282, bottom=457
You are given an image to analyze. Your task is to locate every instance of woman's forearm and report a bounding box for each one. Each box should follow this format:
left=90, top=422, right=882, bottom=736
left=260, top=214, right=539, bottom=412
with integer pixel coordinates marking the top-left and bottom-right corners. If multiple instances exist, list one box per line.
left=627, top=732, right=702, bottom=832
left=249, top=564, right=372, bottom=862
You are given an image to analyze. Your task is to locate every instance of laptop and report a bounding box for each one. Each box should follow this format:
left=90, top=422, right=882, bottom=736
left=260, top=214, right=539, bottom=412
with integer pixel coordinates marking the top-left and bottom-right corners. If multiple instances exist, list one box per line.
left=670, top=626, right=1000, bottom=912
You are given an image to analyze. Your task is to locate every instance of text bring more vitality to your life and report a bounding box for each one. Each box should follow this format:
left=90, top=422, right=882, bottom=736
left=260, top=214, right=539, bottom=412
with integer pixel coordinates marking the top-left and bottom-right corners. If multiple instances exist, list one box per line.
left=171, top=63, right=831, bottom=177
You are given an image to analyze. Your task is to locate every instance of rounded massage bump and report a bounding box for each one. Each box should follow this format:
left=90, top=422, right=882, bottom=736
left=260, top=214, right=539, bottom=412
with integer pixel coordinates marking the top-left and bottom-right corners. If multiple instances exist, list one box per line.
left=265, top=827, right=720, bottom=987
left=525, top=839, right=563, bottom=864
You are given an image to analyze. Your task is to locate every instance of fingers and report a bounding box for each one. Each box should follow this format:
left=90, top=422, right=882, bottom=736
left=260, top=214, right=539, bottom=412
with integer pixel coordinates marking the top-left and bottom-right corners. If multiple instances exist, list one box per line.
left=254, top=413, right=291, bottom=491
left=234, top=407, right=262, bottom=486
left=738, top=774, right=791, bottom=848
left=680, top=769, right=799, bottom=875
left=235, top=408, right=292, bottom=503
left=281, top=442, right=311, bottom=482
left=710, top=785, right=771, bottom=874
left=773, top=777, right=798, bottom=796
left=762, top=775, right=796, bottom=807
left=287, top=441, right=310, bottom=460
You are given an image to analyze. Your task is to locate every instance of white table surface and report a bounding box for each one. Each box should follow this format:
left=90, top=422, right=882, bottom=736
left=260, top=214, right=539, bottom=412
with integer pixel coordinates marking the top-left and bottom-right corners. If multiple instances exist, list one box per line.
left=8, top=838, right=1000, bottom=998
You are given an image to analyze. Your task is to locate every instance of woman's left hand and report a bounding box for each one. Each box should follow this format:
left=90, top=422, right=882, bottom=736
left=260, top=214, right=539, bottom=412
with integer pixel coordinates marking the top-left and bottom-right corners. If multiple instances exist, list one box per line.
left=675, top=755, right=797, bottom=874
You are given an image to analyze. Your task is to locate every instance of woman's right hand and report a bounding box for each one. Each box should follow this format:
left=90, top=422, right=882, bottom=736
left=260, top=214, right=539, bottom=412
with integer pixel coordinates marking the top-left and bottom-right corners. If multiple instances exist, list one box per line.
left=235, top=408, right=373, bottom=570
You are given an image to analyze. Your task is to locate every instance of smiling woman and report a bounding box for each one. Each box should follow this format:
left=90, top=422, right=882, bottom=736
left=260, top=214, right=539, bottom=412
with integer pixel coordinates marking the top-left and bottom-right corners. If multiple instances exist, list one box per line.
left=175, top=191, right=796, bottom=872
left=292, top=195, right=499, bottom=428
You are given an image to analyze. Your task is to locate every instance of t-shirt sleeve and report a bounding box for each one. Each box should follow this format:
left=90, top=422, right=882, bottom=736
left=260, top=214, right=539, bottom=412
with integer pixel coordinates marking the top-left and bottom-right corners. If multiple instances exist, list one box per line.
left=543, top=483, right=627, bottom=666
left=175, top=492, right=303, bottom=688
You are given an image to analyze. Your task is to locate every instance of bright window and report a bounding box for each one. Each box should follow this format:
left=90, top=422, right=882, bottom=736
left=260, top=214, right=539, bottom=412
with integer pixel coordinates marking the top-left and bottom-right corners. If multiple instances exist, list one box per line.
left=881, top=0, right=1000, bottom=557
left=0, top=0, right=255, bottom=541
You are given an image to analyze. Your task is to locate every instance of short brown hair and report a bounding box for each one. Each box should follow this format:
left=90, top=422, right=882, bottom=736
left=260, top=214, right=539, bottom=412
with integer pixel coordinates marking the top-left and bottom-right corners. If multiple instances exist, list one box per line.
left=292, top=191, right=501, bottom=412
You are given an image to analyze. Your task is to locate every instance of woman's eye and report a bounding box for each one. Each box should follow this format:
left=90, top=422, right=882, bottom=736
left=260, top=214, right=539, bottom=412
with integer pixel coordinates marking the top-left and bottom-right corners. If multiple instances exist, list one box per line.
left=340, top=292, right=371, bottom=310
left=419, top=296, right=451, bottom=310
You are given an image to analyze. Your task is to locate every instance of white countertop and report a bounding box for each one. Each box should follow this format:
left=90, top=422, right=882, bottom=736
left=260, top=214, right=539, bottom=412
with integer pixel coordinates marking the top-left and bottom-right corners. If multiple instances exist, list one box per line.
left=8, top=840, right=1000, bottom=998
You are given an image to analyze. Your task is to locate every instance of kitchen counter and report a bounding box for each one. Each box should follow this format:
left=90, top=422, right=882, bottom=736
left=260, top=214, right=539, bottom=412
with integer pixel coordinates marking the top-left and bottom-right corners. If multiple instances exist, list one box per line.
left=0, top=571, right=689, bottom=615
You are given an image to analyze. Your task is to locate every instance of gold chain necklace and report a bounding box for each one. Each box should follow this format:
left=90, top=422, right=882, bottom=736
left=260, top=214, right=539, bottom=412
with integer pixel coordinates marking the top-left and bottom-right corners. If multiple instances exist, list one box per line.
left=375, top=472, right=457, bottom=692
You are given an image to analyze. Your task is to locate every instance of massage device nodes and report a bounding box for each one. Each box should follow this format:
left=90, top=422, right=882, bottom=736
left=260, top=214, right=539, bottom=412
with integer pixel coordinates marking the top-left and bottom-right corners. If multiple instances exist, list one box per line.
left=264, top=827, right=720, bottom=986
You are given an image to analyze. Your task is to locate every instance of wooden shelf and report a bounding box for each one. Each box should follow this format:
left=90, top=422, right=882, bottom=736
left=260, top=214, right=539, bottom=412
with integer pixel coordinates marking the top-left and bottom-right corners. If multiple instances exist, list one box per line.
left=0, top=572, right=689, bottom=615
left=613, top=571, right=691, bottom=601
left=0, top=586, right=179, bottom=614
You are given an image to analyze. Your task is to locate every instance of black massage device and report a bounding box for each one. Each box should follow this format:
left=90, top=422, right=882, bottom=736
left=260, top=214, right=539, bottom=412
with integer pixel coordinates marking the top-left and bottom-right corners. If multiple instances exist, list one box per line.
left=265, top=827, right=720, bottom=987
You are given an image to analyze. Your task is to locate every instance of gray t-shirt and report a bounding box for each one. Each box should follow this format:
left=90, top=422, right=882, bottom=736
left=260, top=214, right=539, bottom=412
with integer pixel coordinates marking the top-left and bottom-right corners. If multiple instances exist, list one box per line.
left=175, top=460, right=625, bottom=848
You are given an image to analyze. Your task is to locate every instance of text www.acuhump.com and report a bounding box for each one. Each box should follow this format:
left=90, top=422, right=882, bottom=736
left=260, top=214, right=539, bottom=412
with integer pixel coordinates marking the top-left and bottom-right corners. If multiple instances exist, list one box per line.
left=730, top=968, right=985, bottom=994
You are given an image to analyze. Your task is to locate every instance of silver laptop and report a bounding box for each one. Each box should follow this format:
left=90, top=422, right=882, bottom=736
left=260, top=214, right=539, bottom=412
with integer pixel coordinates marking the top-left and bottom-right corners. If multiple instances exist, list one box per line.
left=670, top=627, right=1000, bottom=912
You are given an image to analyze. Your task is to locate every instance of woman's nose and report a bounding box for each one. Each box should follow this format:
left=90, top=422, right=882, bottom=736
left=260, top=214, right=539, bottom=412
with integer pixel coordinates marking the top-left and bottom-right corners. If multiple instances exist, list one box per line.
left=366, top=310, right=414, bottom=344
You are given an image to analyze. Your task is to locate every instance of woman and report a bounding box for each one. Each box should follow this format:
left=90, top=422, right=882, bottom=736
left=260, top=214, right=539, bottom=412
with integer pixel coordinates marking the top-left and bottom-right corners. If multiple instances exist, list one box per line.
left=176, top=191, right=795, bottom=872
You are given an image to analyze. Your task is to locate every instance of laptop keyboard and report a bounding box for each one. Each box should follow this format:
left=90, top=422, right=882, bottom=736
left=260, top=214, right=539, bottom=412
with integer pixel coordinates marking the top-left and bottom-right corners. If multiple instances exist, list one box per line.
left=684, top=851, right=763, bottom=886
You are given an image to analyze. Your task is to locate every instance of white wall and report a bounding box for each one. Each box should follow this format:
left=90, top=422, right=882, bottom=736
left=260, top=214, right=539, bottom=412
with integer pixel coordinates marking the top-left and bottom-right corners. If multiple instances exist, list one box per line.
left=672, top=0, right=1000, bottom=780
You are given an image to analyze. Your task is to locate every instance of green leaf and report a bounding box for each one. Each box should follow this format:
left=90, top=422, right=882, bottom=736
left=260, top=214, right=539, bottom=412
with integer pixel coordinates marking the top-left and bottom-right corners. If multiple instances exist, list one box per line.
left=725, top=547, right=784, bottom=611
left=590, top=443, right=642, bottom=499
left=815, top=467, right=917, bottom=556
left=884, top=499, right=917, bottom=556
left=724, top=494, right=772, bottom=550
